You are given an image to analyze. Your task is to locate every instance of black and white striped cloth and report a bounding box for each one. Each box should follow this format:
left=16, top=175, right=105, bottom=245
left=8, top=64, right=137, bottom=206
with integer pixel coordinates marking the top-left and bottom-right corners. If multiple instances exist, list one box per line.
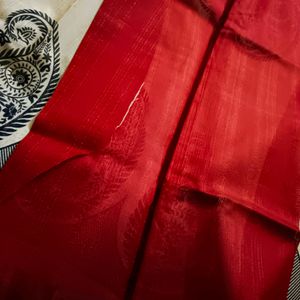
left=288, top=251, right=300, bottom=300
left=0, top=144, right=17, bottom=169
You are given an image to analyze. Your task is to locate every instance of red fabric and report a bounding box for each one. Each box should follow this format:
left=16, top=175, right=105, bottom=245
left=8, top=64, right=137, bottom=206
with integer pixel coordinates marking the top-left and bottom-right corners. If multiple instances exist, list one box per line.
left=0, top=0, right=299, bottom=299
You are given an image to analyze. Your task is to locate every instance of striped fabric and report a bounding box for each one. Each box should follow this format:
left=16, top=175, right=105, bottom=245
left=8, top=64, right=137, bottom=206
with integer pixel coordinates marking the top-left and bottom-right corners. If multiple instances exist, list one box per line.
left=0, top=144, right=17, bottom=169
left=288, top=250, right=300, bottom=300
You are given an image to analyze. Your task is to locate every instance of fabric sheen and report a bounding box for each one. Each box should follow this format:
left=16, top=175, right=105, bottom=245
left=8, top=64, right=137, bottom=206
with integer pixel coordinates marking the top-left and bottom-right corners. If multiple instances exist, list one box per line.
left=0, top=0, right=299, bottom=299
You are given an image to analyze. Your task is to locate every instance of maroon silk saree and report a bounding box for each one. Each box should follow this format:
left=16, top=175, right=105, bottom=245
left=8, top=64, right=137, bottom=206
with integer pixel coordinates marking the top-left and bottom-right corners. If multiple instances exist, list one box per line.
left=0, top=0, right=299, bottom=299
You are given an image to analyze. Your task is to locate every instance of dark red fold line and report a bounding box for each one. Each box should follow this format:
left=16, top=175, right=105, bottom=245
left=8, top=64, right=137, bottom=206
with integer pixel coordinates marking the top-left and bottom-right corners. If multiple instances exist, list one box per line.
left=124, top=0, right=237, bottom=298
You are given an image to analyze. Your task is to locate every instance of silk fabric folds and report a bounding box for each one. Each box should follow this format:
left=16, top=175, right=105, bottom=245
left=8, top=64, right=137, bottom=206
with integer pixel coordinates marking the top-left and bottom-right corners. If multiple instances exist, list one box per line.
left=0, top=0, right=299, bottom=299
